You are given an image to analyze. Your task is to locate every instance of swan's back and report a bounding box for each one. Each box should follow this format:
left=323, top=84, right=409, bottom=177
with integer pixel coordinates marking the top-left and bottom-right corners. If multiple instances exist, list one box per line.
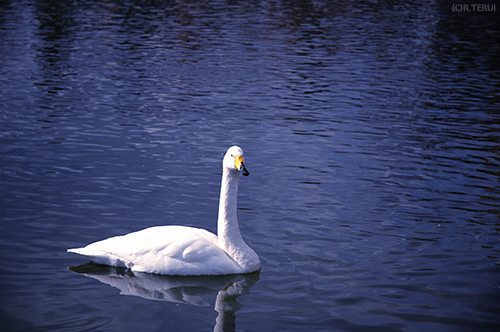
left=68, top=226, right=244, bottom=275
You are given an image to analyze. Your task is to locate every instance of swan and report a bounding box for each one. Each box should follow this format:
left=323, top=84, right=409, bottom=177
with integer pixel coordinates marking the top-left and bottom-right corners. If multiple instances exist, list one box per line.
left=68, top=146, right=261, bottom=276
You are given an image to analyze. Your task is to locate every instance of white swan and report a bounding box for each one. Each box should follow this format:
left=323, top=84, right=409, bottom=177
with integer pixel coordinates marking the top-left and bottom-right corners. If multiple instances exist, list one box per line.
left=68, top=146, right=261, bottom=276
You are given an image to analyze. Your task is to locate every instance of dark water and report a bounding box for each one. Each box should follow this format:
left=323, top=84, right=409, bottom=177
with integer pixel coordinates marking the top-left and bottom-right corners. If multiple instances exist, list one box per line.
left=1, top=0, right=500, bottom=331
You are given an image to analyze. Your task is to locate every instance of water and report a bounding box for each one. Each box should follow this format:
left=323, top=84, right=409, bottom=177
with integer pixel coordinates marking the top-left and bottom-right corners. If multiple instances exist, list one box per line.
left=1, top=0, right=499, bottom=331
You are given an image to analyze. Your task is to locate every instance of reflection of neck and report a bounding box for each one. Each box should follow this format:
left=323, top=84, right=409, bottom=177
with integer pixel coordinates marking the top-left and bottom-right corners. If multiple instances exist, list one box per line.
left=217, top=168, right=247, bottom=262
left=213, top=282, right=244, bottom=332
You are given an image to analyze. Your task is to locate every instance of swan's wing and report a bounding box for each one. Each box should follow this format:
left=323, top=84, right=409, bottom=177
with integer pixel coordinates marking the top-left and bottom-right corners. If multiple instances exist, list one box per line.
left=68, top=226, right=243, bottom=275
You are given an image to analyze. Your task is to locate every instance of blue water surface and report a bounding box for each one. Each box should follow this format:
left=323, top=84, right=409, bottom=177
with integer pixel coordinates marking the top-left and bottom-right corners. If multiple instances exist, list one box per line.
left=1, top=0, right=499, bottom=331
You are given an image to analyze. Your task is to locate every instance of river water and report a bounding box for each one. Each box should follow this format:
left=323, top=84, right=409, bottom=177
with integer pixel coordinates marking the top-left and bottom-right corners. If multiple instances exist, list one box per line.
left=1, top=0, right=499, bottom=331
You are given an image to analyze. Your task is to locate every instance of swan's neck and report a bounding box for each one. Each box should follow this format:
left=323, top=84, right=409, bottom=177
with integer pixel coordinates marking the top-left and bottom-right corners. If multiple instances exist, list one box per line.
left=217, top=169, right=257, bottom=269
left=218, top=169, right=244, bottom=249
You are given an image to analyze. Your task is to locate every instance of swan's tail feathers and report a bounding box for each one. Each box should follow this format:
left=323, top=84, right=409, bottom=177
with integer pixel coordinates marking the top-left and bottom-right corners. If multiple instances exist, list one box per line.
left=67, top=247, right=129, bottom=268
left=67, top=247, right=87, bottom=255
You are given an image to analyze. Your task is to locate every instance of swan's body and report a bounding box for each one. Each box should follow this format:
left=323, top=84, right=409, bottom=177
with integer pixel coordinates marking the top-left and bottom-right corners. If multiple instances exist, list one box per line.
left=68, top=146, right=260, bottom=276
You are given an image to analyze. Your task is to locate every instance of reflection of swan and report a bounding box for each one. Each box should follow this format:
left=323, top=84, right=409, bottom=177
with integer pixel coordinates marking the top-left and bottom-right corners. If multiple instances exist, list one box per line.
left=68, top=146, right=260, bottom=276
left=69, top=263, right=260, bottom=331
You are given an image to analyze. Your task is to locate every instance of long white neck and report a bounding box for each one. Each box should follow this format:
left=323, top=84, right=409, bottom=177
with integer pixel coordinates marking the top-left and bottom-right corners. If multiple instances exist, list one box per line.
left=217, top=168, right=259, bottom=271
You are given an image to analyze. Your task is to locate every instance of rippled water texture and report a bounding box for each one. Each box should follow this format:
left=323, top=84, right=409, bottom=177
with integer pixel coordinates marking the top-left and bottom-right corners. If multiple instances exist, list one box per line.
left=1, top=0, right=500, bottom=331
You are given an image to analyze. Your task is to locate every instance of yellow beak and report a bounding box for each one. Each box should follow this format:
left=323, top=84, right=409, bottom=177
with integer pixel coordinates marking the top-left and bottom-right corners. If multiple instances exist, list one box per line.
left=234, top=156, right=250, bottom=176
left=234, top=156, right=244, bottom=170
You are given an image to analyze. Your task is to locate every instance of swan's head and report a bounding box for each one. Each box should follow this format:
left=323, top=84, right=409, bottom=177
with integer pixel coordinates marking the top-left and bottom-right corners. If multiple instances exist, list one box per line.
left=224, top=146, right=249, bottom=176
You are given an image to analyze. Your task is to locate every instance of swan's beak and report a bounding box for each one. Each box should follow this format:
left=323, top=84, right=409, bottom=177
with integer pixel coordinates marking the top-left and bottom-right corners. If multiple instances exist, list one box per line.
left=235, top=156, right=250, bottom=176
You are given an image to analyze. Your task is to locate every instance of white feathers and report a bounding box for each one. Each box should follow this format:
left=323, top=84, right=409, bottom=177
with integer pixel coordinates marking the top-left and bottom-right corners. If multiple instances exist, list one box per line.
left=68, top=146, right=261, bottom=276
